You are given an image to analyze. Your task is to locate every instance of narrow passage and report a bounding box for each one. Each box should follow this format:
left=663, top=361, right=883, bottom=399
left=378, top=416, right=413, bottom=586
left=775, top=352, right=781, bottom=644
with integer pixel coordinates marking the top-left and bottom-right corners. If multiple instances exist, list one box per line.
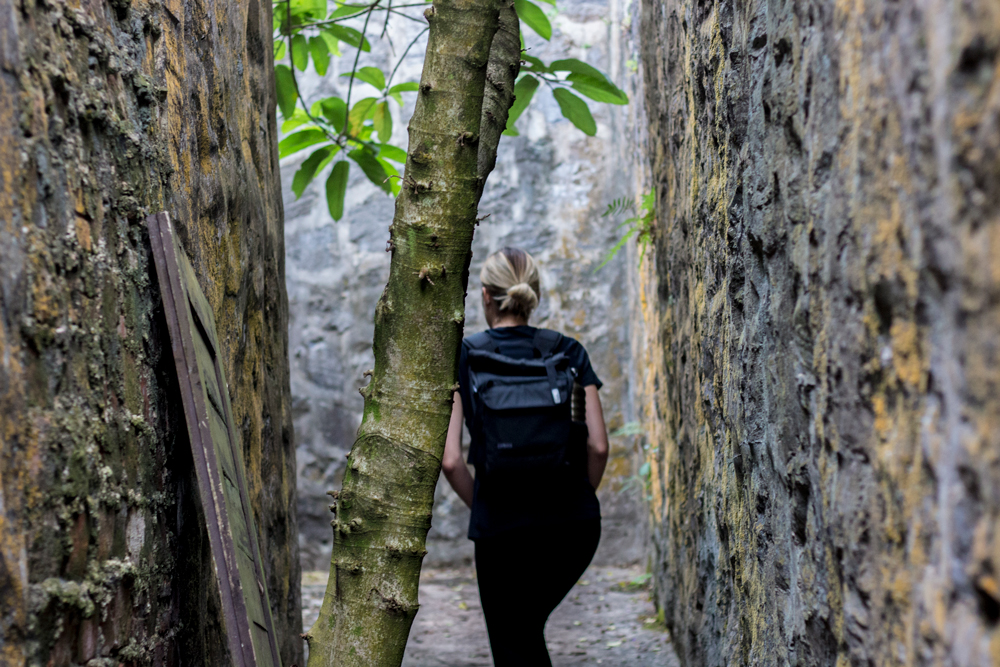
left=302, top=566, right=679, bottom=666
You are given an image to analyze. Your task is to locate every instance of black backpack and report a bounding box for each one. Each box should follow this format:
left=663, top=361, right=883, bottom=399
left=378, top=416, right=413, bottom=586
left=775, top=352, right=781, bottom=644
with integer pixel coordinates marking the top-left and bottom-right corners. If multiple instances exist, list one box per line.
left=466, top=329, right=586, bottom=477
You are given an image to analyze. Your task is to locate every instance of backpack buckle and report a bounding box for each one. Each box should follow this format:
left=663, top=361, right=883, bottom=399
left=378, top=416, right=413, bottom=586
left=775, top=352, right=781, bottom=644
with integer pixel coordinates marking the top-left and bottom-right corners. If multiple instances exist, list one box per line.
left=551, top=387, right=561, bottom=404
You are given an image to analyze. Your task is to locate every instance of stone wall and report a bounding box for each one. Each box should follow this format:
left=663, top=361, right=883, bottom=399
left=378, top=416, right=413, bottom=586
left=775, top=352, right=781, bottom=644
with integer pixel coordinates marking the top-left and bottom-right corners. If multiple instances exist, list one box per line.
left=0, top=0, right=301, bottom=663
left=284, top=0, right=648, bottom=570
left=633, top=0, right=1000, bottom=665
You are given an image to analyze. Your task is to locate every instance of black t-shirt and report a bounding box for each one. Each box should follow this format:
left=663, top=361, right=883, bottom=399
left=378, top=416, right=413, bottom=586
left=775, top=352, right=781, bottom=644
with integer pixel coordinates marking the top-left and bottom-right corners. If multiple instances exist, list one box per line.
left=458, top=325, right=603, bottom=540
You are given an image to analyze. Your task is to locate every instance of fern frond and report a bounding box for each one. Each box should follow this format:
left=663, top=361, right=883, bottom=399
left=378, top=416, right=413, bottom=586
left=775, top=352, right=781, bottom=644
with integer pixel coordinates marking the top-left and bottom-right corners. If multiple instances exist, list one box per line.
left=595, top=228, right=637, bottom=271
left=596, top=188, right=656, bottom=272
left=602, top=196, right=635, bottom=218
left=639, top=189, right=656, bottom=212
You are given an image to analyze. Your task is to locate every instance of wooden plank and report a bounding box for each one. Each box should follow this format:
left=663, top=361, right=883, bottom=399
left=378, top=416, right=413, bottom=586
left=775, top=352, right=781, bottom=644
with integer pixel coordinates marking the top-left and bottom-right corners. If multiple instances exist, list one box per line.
left=147, top=212, right=282, bottom=667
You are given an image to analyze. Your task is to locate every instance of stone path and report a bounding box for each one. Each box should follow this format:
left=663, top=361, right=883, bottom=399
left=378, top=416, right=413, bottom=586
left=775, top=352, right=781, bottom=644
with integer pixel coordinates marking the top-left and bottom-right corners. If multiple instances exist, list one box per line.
left=302, top=566, right=680, bottom=666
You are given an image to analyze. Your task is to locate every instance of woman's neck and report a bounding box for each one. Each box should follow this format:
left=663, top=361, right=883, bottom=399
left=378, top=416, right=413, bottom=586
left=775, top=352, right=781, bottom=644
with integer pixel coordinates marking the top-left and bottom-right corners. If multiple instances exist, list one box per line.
left=490, top=315, right=528, bottom=329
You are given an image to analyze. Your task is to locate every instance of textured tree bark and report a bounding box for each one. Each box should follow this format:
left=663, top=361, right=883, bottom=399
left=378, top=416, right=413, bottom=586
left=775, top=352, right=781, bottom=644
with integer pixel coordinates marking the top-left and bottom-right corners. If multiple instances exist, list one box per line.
left=304, top=1, right=513, bottom=664
left=477, top=2, right=521, bottom=197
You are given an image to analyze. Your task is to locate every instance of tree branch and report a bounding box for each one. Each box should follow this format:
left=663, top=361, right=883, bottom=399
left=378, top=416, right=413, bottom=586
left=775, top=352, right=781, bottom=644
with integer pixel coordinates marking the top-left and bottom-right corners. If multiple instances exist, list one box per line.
left=476, top=0, right=521, bottom=203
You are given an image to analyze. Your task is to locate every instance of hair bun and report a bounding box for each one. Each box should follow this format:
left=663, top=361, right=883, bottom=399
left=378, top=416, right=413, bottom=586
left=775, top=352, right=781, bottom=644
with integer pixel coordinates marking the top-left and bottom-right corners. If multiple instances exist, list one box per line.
left=480, top=247, right=541, bottom=320
left=504, top=282, right=539, bottom=311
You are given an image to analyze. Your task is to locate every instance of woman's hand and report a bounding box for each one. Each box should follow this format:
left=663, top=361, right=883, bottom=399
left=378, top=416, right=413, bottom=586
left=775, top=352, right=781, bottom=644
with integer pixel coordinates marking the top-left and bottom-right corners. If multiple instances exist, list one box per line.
left=442, top=392, right=474, bottom=508
left=584, top=385, right=609, bottom=490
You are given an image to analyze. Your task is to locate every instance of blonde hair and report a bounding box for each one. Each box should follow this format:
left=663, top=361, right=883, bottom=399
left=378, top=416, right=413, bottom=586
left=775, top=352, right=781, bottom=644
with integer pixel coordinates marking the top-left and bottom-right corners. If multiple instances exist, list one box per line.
left=480, top=247, right=540, bottom=320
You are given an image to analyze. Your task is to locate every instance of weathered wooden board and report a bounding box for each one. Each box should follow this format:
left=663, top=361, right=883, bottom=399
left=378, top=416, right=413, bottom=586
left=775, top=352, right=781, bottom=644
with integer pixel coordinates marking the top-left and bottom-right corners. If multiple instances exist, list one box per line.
left=148, top=212, right=282, bottom=667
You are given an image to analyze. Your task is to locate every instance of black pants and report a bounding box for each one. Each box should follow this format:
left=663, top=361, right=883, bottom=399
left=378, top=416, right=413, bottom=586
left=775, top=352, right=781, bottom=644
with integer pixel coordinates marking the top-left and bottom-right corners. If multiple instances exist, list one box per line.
left=474, top=518, right=601, bottom=667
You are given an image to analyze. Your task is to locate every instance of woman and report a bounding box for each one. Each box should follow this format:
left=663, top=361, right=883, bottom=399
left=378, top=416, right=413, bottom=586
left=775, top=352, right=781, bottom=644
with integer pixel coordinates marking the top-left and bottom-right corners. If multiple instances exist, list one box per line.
left=441, top=247, right=610, bottom=666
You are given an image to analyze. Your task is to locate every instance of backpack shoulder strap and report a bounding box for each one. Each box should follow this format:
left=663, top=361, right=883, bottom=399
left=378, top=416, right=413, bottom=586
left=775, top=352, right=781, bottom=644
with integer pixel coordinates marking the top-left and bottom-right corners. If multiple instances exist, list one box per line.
left=465, top=331, right=498, bottom=353
left=532, top=329, right=562, bottom=358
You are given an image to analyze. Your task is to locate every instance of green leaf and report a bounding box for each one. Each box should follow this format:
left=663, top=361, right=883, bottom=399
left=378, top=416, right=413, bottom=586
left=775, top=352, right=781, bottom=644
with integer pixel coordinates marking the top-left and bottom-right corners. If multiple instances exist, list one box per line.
left=279, top=128, right=328, bottom=158
left=315, top=96, right=347, bottom=131
left=308, top=36, right=330, bottom=76
left=388, top=81, right=419, bottom=104
left=292, top=145, right=339, bottom=198
left=347, top=97, right=377, bottom=134
left=319, top=30, right=342, bottom=57
left=322, top=25, right=370, bottom=52
left=535, top=0, right=556, bottom=5
left=326, top=161, right=349, bottom=221
left=329, top=3, right=367, bottom=19
left=288, top=0, right=310, bottom=18
left=549, top=58, right=608, bottom=81
left=273, top=9, right=288, bottom=37
left=308, top=0, right=327, bottom=18
left=503, top=74, right=540, bottom=136
left=640, top=189, right=656, bottom=212
left=514, top=0, right=551, bottom=40
left=376, top=143, right=407, bottom=163
left=373, top=101, right=392, bottom=141
left=348, top=148, right=391, bottom=193
left=341, top=66, right=385, bottom=90
left=553, top=88, right=596, bottom=136
left=638, top=462, right=651, bottom=478
left=291, top=34, right=309, bottom=71
left=274, top=64, right=298, bottom=119
left=378, top=158, right=401, bottom=195
left=388, top=81, right=419, bottom=94
left=611, top=421, right=645, bottom=437
left=281, top=109, right=311, bottom=134
left=273, top=41, right=286, bottom=60
left=520, top=54, right=549, bottom=72
left=569, top=76, right=629, bottom=104
left=293, top=0, right=326, bottom=20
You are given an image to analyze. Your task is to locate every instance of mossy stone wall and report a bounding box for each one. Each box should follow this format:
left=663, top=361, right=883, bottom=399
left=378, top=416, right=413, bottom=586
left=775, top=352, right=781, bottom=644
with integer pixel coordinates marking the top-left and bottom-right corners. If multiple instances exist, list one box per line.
left=634, top=1, right=1000, bottom=665
left=0, top=0, right=300, bottom=663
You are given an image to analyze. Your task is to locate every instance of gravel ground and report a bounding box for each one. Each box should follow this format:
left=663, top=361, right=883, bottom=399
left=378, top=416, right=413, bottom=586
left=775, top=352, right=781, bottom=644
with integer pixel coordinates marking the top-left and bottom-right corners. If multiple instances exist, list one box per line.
left=302, top=566, right=680, bottom=666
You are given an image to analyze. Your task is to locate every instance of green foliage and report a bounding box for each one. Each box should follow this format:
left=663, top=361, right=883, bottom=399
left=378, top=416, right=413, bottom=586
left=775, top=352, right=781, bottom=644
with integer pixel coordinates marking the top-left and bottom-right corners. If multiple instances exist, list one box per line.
left=568, top=74, right=628, bottom=104
left=347, top=97, right=378, bottom=134
left=293, top=145, right=339, bottom=198
left=614, top=572, right=652, bottom=592
left=596, top=189, right=656, bottom=271
left=373, top=101, right=392, bottom=141
left=610, top=421, right=645, bottom=437
left=503, top=75, right=540, bottom=136
left=552, top=88, right=595, bottom=136
left=272, top=0, right=630, bottom=221
left=326, top=161, right=350, bottom=220
left=344, top=66, right=385, bottom=89
left=322, top=24, right=370, bottom=51
left=274, top=64, right=298, bottom=118
left=348, top=148, right=391, bottom=194
left=376, top=143, right=406, bottom=163
left=313, top=96, right=347, bottom=129
left=514, top=0, right=551, bottom=40
left=292, top=34, right=310, bottom=70
left=308, top=36, right=331, bottom=75
left=279, top=128, right=328, bottom=158
left=549, top=58, right=606, bottom=80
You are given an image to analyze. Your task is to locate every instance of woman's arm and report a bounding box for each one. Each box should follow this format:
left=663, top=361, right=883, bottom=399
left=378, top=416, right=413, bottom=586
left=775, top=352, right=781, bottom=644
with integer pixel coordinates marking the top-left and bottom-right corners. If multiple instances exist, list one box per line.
left=441, top=392, right=474, bottom=508
left=584, top=385, right=609, bottom=490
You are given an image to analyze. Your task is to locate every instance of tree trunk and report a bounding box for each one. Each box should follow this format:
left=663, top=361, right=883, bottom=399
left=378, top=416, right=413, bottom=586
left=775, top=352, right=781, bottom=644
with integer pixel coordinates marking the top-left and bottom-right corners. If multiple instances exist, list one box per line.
left=304, top=1, right=520, bottom=664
